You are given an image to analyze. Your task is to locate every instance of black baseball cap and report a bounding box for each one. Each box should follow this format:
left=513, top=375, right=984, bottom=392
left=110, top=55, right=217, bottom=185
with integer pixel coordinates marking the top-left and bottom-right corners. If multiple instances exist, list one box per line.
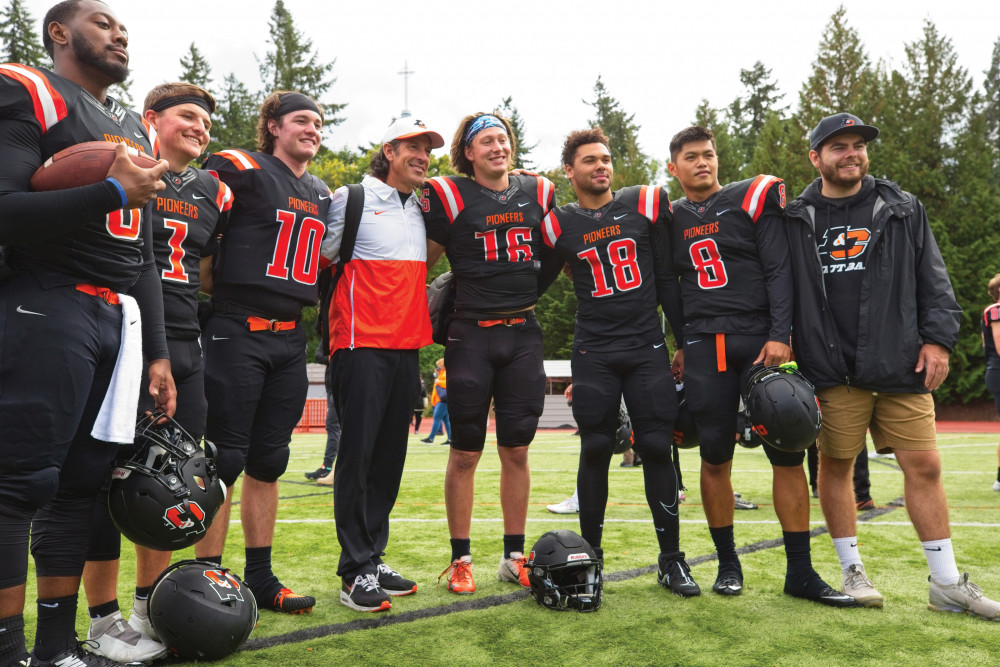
left=810, top=113, right=880, bottom=151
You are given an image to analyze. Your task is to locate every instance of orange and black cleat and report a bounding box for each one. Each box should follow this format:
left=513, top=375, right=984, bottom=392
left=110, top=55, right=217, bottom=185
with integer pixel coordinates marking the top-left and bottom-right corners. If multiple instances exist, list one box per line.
left=267, top=587, right=315, bottom=614
left=438, top=557, right=475, bottom=595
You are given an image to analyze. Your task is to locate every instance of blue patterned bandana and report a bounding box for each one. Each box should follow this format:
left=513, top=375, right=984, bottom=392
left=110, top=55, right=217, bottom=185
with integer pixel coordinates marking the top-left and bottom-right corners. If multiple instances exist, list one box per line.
left=464, top=114, right=505, bottom=145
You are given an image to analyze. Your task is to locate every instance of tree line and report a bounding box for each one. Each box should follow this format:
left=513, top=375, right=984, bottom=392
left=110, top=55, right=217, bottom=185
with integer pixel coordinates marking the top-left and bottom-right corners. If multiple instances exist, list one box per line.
left=3, top=1, right=998, bottom=404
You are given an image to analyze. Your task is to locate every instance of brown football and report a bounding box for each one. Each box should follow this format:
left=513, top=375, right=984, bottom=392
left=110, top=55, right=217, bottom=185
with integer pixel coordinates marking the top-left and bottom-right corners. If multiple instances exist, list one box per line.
left=30, top=141, right=160, bottom=191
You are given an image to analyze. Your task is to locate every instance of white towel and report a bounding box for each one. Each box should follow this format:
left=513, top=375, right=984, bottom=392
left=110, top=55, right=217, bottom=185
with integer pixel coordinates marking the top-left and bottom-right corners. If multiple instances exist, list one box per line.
left=91, top=293, right=143, bottom=444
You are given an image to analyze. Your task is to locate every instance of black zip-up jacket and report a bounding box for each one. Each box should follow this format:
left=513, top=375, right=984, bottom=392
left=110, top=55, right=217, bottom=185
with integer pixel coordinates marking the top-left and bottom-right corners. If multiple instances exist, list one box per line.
left=786, top=176, right=960, bottom=393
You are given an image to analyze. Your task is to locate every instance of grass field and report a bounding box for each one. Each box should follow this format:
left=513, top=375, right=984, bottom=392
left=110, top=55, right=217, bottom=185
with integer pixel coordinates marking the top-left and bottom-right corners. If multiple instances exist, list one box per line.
left=22, top=428, right=1000, bottom=666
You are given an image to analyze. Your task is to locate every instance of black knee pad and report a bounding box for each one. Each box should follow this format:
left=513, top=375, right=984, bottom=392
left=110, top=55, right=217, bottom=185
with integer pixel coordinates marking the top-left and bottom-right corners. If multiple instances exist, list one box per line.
left=16, top=466, right=61, bottom=514
left=449, top=415, right=488, bottom=452
left=698, top=423, right=738, bottom=466
left=632, top=427, right=672, bottom=465
left=579, top=430, right=616, bottom=466
left=31, top=493, right=99, bottom=577
left=244, top=444, right=290, bottom=484
left=764, top=444, right=806, bottom=467
left=85, top=489, right=121, bottom=561
left=215, top=444, right=248, bottom=488
left=0, top=511, right=31, bottom=588
left=495, top=412, right=541, bottom=448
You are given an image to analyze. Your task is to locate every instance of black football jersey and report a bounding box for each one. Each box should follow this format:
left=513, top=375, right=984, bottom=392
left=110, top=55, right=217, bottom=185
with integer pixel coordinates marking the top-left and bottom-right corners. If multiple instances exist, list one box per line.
left=542, top=185, right=683, bottom=351
left=151, top=168, right=232, bottom=339
left=203, top=150, right=331, bottom=318
left=671, top=175, right=792, bottom=342
left=0, top=64, right=152, bottom=290
left=984, top=303, right=1000, bottom=368
left=423, top=174, right=553, bottom=313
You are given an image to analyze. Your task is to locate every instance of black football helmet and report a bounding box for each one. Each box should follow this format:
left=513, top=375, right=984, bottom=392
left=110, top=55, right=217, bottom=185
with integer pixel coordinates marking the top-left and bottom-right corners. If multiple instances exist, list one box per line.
left=672, top=382, right=699, bottom=449
left=149, top=560, right=257, bottom=660
left=613, top=401, right=634, bottom=454
left=108, top=413, right=225, bottom=550
left=742, top=363, right=821, bottom=453
left=527, top=530, right=603, bottom=612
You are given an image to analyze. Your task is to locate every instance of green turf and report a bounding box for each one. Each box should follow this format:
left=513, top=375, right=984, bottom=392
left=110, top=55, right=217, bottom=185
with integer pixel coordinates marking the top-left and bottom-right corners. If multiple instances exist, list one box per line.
left=21, top=429, right=1000, bottom=665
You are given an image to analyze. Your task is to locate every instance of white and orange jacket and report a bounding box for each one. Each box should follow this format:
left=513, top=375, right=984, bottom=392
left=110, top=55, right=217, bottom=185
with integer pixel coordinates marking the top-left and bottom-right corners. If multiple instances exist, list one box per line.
left=321, top=175, right=432, bottom=352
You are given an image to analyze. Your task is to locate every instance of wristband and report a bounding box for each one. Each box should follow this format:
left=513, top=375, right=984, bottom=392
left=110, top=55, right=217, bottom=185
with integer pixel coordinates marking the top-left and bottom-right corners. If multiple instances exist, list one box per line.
left=106, top=176, right=127, bottom=208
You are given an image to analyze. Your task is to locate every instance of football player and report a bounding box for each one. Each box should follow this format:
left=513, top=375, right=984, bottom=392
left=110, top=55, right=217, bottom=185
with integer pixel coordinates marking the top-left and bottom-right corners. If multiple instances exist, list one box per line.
left=424, top=112, right=555, bottom=594
left=667, top=126, right=856, bottom=606
left=79, top=82, right=232, bottom=662
left=194, top=90, right=331, bottom=615
left=0, top=1, right=173, bottom=665
left=540, top=128, right=699, bottom=596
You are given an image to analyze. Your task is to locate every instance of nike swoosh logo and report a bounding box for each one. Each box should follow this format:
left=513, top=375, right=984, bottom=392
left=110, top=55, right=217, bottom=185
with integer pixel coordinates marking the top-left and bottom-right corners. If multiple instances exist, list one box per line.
left=192, top=194, right=207, bottom=200
left=613, top=214, right=627, bottom=220
left=686, top=339, right=702, bottom=345
left=129, top=320, right=137, bottom=325
left=716, top=209, right=731, bottom=216
left=16, top=305, right=45, bottom=316
left=924, top=547, right=943, bottom=551
left=653, top=342, right=665, bottom=349
left=659, top=500, right=678, bottom=516
left=133, top=131, right=144, bottom=139
left=655, top=527, right=665, bottom=532
left=39, top=602, right=59, bottom=608
left=374, top=210, right=388, bottom=215
left=320, top=195, right=331, bottom=200
left=447, top=337, right=461, bottom=342
left=211, top=335, right=229, bottom=341
left=518, top=201, right=530, bottom=207
left=850, top=543, right=857, bottom=548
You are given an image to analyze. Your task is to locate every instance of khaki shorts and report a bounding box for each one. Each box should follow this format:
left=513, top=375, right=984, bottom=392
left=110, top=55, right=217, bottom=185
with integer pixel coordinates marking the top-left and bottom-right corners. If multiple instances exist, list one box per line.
left=815, top=385, right=937, bottom=459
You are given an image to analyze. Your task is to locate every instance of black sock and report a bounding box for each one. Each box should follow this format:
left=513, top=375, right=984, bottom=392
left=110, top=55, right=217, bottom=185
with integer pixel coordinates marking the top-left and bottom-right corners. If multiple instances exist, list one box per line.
left=245, top=546, right=279, bottom=591
left=33, top=594, right=78, bottom=660
left=503, top=534, right=525, bottom=559
left=0, top=614, right=26, bottom=666
left=783, top=530, right=820, bottom=585
left=200, top=554, right=222, bottom=566
left=709, top=525, right=742, bottom=574
left=134, top=586, right=153, bottom=601
left=88, top=599, right=119, bottom=619
left=450, top=538, right=471, bottom=562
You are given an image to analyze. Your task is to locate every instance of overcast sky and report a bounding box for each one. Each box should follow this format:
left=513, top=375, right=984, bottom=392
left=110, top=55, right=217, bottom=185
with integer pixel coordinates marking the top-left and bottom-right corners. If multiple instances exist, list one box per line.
left=22, top=0, right=1000, bottom=170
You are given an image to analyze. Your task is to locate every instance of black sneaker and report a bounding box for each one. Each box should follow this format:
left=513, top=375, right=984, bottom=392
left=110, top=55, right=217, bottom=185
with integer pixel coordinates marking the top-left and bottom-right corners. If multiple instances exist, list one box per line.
left=26, top=642, right=128, bottom=666
left=657, top=555, right=701, bottom=597
left=304, top=466, right=331, bottom=480
left=712, top=566, right=744, bottom=596
left=340, top=573, right=392, bottom=612
left=376, top=562, right=417, bottom=596
left=419, top=437, right=434, bottom=444
left=784, top=576, right=861, bottom=608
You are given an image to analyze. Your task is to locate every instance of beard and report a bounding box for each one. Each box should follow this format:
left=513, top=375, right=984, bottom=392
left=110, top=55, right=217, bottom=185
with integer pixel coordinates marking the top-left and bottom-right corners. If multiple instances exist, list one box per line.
left=819, top=157, right=869, bottom=190
left=577, top=173, right=612, bottom=197
left=73, top=33, right=128, bottom=84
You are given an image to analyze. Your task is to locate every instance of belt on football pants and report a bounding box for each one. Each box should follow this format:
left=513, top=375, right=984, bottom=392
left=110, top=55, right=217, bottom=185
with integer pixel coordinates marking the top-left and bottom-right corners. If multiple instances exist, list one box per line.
left=477, top=317, right=526, bottom=328
left=246, top=316, right=297, bottom=332
left=77, top=283, right=120, bottom=305
left=455, top=309, right=534, bottom=328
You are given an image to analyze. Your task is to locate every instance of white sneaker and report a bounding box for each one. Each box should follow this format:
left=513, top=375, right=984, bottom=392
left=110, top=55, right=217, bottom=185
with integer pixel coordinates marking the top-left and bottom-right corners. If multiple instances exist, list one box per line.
left=546, top=496, right=579, bottom=514
left=87, top=610, right=168, bottom=662
left=992, top=480, right=1000, bottom=492
left=929, top=573, right=1000, bottom=621
left=870, top=451, right=896, bottom=460
left=842, top=563, right=884, bottom=608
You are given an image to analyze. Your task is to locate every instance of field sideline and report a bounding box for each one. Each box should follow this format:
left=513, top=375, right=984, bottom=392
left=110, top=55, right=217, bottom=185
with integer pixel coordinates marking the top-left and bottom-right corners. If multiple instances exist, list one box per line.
left=22, top=427, right=1000, bottom=666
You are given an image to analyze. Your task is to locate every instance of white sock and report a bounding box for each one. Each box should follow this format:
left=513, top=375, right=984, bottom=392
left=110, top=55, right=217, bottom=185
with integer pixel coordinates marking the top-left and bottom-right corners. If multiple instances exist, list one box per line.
left=922, top=538, right=960, bottom=585
left=571, top=488, right=579, bottom=504
left=832, top=536, right=862, bottom=571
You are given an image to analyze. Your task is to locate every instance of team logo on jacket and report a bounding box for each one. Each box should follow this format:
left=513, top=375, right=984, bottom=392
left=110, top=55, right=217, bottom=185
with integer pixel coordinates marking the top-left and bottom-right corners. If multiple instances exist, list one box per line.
left=163, top=500, right=207, bottom=534
left=818, top=225, right=871, bottom=264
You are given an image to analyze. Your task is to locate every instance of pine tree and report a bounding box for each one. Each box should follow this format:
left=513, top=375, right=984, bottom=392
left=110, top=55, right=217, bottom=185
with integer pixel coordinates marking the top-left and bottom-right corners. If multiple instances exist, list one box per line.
left=495, top=96, right=536, bottom=170
left=258, top=0, right=345, bottom=126
left=0, top=0, right=44, bottom=66
left=746, top=112, right=813, bottom=198
left=727, top=61, right=786, bottom=175
left=586, top=76, right=657, bottom=187
left=207, top=73, right=260, bottom=154
left=178, top=43, right=213, bottom=91
left=109, top=77, right=133, bottom=108
left=984, top=37, right=1000, bottom=170
left=797, top=5, right=877, bottom=129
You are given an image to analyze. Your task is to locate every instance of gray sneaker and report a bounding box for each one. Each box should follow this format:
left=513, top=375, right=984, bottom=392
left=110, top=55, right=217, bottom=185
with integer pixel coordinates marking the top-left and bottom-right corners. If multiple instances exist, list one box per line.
left=842, top=563, right=884, bottom=608
left=928, top=573, right=1000, bottom=621
left=86, top=610, right=168, bottom=662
